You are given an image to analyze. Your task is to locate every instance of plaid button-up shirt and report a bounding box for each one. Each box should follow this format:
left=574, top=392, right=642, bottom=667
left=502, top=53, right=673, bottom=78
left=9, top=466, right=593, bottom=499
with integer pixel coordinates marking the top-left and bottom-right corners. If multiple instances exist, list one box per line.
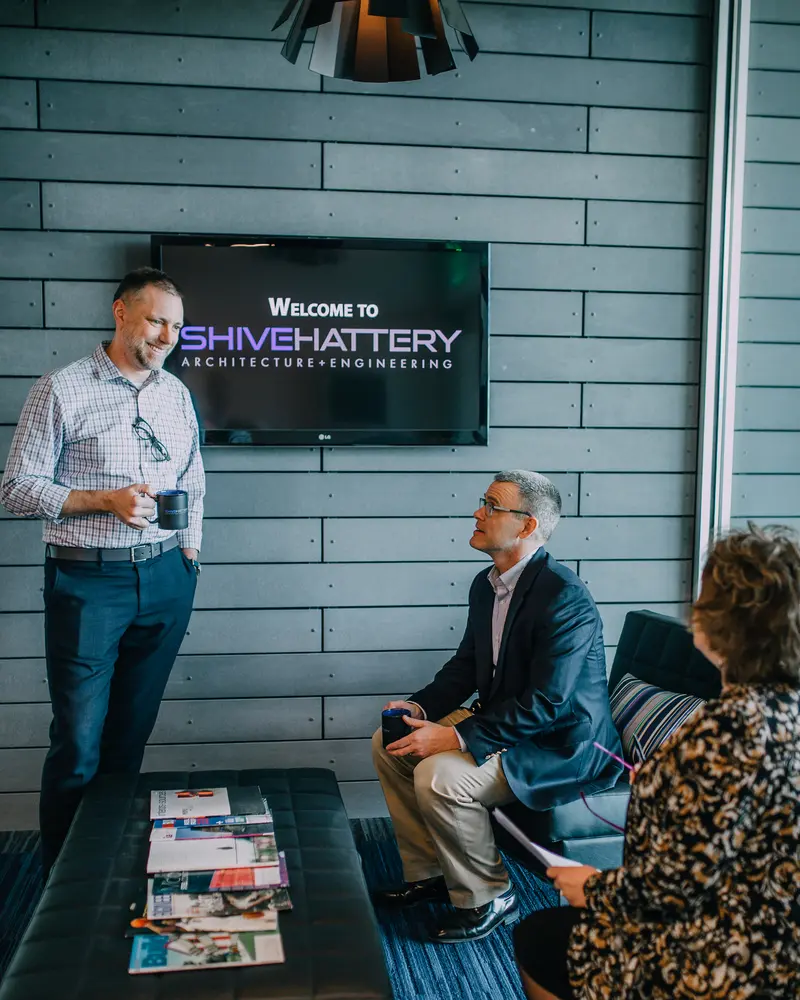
left=1, top=343, right=204, bottom=550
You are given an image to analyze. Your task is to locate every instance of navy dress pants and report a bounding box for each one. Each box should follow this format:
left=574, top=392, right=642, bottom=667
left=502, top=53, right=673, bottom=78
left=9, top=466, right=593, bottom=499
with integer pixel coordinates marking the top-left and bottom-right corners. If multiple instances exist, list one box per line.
left=40, top=546, right=197, bottom=874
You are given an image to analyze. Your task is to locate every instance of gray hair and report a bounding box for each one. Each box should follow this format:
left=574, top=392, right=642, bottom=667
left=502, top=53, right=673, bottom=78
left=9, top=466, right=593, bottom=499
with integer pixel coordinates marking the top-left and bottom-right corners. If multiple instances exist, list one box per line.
left=493, top=470, right=562, bottom=541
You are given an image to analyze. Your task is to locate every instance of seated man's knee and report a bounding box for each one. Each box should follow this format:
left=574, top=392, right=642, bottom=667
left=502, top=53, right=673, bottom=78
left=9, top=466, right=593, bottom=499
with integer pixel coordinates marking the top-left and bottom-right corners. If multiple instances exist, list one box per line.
left=413, top=754, right=460, bottom=807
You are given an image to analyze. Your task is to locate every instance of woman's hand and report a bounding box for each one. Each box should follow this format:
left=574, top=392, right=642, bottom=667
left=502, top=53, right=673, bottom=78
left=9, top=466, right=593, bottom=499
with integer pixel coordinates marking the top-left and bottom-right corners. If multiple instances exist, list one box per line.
left=545, top=865, right=599, bottom=908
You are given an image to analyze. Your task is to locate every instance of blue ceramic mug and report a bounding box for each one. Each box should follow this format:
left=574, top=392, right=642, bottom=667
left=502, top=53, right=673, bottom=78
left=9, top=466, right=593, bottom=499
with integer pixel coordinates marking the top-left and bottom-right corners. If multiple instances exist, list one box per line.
left=382, top=707, right=412, bottom=748
left=147, top=489, right=189, bottom=531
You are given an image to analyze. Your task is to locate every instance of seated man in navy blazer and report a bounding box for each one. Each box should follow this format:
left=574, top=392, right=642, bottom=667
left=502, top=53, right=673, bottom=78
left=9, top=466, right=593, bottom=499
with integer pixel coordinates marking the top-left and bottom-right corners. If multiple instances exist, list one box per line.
left=372, top=470, right=621, bottom=943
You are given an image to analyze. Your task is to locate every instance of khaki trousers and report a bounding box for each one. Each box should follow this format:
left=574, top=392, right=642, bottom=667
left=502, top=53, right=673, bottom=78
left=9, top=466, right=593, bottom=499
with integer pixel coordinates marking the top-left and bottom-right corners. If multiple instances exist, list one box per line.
left=371, top=708, right=517, bottom=908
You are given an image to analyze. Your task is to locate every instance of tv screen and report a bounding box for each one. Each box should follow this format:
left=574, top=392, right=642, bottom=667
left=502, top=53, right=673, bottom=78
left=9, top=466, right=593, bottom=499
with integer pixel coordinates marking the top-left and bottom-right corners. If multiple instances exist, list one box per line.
left=152, top=235, right=489, bottom=446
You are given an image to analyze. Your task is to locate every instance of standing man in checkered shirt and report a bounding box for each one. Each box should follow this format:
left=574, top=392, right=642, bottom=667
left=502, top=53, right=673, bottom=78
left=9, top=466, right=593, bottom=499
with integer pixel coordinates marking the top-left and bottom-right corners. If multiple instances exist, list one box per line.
left=1, top=267, right=205, bottom=876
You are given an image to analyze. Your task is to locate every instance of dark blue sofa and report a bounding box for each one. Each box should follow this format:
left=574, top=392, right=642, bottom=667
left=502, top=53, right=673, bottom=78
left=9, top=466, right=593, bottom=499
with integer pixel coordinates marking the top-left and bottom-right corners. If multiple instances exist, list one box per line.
left=494, top=609, right=722, bottom=871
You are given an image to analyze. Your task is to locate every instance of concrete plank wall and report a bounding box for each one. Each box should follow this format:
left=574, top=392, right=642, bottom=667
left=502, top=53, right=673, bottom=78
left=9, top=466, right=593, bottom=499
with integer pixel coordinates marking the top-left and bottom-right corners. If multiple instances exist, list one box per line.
left=733, top=0, right=800, bottom=529
left=0, top=0, right=709, bottom=828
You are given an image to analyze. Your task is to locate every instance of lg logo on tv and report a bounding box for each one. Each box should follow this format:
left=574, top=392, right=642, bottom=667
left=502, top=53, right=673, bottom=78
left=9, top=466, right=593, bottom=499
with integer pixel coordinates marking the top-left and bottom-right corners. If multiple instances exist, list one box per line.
left=318, top=433, right=332, bottom=441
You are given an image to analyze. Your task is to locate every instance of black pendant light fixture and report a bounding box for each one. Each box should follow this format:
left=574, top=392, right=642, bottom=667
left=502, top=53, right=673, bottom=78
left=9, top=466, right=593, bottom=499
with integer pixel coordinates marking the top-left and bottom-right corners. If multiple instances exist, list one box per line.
left=274, top=0, right=479, bottom=83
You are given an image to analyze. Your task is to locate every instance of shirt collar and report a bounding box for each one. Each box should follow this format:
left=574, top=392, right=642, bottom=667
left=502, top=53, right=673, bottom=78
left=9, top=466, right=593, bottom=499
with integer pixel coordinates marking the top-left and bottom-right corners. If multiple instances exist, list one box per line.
left=487, top=549, right=537, bottom=597
left=93, top=341, right=161, bottom=386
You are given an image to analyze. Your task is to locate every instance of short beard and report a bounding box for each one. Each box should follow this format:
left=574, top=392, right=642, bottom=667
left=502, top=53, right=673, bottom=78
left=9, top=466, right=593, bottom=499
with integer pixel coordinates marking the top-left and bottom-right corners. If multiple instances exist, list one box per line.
left=132, top=339, right=171, bottom=370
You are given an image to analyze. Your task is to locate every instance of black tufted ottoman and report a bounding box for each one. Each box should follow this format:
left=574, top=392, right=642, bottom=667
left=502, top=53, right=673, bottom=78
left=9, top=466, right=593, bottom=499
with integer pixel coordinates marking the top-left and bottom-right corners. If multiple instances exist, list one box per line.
left=0, top=768, right=391, bottom=1000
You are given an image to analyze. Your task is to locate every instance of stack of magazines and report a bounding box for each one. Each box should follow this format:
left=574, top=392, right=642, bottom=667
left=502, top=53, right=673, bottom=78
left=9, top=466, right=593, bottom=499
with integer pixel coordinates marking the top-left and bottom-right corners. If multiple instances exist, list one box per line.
left=128, top=786, right=290, bottom=974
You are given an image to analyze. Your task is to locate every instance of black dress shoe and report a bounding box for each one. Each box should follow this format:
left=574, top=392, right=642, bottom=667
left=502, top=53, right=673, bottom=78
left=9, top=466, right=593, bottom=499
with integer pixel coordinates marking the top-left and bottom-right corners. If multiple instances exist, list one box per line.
left=373, top=875, right=450, bottom=907
left=429, top=887, right=518, bottom=943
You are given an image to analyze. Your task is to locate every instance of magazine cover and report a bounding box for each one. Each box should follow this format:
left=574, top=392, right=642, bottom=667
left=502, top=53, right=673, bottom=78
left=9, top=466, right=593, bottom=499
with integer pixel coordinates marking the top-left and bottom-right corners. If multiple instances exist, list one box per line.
left=128, top=929, right=285, bottom=973
left=150, top=853, right=290, bottom=893
left=130, top=912, right=279, bottom=934
left=149, top=787, right=265, bottom=820
left=150, top=821, right=274, bottom=842
left=147, top=834, right=278, bottom=874
left=152, top=799, right=270, bottom=829
left=146, top=882, right=292, bottom=919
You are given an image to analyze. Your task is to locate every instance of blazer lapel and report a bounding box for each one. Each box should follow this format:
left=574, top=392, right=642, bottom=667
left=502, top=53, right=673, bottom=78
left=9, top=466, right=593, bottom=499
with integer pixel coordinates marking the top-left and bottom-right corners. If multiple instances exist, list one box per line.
left=489, top=548, right=548, bottom=698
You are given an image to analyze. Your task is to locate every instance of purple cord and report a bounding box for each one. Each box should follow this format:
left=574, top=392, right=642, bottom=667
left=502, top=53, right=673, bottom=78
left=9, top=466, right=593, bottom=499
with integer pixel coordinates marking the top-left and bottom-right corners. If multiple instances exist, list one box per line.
left=593, top=740, right=635, bottom=772
left=580, top=791, right=627, bottom=834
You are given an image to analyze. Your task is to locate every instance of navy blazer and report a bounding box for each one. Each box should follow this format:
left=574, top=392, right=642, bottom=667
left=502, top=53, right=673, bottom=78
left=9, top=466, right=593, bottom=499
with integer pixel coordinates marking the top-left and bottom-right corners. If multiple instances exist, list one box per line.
left=410, top=548, right=622, bottom=810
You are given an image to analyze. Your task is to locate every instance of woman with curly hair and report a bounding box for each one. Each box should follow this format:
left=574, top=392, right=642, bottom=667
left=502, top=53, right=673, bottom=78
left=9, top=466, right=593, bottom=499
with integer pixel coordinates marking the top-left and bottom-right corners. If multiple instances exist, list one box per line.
left=513, top=524, right=800, bottom=1000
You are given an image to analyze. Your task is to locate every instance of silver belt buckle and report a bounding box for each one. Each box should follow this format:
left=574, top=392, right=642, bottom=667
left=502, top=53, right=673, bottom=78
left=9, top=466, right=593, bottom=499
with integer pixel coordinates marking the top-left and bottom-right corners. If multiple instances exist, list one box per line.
left=131, top=543, right=152, bottom=563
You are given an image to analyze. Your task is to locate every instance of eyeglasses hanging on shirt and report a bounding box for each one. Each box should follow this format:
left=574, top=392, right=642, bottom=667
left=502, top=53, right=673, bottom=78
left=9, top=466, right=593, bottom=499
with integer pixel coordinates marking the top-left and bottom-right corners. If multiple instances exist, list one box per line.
left=132, top=416, right=171, bottom=463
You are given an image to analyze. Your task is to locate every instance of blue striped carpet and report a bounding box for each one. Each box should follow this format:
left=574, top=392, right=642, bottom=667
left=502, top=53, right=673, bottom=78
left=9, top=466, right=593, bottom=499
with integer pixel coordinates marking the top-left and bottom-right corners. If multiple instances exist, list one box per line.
left=0, top=822, right=557, bottom=996
left=353, top=817, right=559, bottom=1000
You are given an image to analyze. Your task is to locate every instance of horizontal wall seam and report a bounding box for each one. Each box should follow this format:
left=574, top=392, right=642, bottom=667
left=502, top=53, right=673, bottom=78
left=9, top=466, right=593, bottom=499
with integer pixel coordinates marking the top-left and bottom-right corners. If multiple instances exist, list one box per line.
left=0, top=25, right=711, bottom=63
left=0, top=129, right=712, bottom=162
left=1, top=179, right=711, bottom=205
left=0, top=79, right=708, bottom=113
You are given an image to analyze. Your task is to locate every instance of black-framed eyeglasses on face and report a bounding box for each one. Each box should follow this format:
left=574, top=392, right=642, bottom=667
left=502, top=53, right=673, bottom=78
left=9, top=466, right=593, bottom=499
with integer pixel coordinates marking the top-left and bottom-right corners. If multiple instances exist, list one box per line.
left=133, top=416, right=171, bottom=462
left=479, top=497, right=532, bottom=518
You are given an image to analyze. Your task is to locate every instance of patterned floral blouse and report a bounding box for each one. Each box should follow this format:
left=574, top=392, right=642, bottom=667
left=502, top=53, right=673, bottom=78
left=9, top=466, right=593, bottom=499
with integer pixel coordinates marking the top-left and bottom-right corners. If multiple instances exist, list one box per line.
left=567, top=683, right=800, bottom=999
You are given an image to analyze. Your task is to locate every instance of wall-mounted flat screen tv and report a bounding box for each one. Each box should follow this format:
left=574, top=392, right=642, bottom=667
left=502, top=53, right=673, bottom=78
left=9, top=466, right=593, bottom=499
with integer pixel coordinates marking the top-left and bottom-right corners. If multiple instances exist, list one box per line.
left=152, top=235, right=489, bottom=446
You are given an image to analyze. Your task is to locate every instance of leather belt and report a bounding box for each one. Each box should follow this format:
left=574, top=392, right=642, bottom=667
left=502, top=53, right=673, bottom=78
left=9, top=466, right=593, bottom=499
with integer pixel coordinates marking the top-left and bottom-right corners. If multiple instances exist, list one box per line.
left=45, top=534, right=179, bottom=563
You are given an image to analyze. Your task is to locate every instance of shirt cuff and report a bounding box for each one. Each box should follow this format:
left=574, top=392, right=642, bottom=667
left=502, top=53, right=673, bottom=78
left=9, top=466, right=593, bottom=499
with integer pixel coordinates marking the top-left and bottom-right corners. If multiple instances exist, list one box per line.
left=453, top=726, right=468, bottom=752
left=407, top=701, right=426, bottom=721
left=177, top=510, right=203, bottom=551
left=176, top=529, right=202, bottom=551
left=38, top=482, right=72, bottom=522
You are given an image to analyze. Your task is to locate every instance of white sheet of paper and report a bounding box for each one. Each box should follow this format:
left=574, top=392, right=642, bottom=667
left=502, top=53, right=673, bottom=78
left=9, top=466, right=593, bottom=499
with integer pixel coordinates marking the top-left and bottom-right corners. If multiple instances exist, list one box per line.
left=146, top=835, right=278, bottom=874
left=493, top=808, right=583, bottom=869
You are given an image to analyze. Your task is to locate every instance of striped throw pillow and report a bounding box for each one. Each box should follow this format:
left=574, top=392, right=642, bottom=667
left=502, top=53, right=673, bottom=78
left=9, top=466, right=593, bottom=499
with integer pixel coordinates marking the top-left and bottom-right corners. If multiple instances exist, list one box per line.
left=610, top=673, right=706, bottom=762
